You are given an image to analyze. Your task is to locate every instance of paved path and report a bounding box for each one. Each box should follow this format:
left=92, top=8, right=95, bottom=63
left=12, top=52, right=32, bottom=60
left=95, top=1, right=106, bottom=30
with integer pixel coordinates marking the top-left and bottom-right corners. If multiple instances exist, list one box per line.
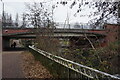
left=2, top=51, right=24, bottom=78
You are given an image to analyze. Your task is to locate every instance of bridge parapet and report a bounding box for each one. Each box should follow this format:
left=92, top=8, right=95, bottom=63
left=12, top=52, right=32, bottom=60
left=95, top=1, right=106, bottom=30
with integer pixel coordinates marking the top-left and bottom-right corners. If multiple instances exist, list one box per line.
left=3, top=28, right=106, bottom=37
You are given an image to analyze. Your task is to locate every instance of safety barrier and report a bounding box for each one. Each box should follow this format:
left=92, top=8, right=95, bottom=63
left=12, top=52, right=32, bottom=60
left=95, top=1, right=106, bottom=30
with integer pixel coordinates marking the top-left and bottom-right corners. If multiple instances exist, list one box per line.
left=29, top=45, right=120, bottom=80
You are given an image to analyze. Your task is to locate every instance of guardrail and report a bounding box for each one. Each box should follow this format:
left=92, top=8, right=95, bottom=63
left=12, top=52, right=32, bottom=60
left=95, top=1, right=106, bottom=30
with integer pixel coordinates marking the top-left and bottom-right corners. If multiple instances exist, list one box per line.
left=29, top=45, right=120, bottom=80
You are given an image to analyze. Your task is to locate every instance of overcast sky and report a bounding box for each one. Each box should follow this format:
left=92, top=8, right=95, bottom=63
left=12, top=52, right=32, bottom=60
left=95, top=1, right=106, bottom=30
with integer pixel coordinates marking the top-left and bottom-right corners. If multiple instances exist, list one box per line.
left=0, top=0, right=97, bottom=23
left=0, top=0, right=118, bottom=24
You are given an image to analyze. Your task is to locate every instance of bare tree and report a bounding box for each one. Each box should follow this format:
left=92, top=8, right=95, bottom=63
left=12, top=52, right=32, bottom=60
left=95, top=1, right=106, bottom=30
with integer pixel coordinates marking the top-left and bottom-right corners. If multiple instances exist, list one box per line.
left=21, top=13, right=27, bottom=28
left=57, top=0, right=119, bottom=28
left=15, top=13, right=19, bottom=27
left=2, top=12, right=13, bottom=28
left=26, top=2, right=60, bottom=55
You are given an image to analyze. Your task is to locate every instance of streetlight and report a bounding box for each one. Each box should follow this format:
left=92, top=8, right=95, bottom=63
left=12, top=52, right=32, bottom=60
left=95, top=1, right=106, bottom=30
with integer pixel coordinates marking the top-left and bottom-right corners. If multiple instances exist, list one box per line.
left=118, top=1, right=120, bottom=24
left=1, top=0, right=4, bottom=28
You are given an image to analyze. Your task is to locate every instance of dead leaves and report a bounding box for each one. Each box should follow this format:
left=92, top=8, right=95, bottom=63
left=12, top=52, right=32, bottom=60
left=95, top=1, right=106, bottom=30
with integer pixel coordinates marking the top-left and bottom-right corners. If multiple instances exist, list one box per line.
left=21, top=52, right=53, bottom=78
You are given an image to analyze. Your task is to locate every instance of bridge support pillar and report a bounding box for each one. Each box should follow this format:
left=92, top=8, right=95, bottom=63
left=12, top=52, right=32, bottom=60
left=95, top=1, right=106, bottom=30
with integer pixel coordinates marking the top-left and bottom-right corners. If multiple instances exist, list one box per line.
left=2, top=38, right=10, bottom=50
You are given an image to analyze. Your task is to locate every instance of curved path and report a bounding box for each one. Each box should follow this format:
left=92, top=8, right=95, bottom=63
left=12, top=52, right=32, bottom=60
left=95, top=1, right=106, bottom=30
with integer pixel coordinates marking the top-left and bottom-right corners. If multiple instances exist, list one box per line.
left=2, top=51, right=24, bottom=78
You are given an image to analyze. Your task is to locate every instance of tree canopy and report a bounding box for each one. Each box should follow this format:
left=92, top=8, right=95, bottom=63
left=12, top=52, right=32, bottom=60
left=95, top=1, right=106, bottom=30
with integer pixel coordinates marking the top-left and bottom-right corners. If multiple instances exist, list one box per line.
left=56, top=0, right=120, bottom=28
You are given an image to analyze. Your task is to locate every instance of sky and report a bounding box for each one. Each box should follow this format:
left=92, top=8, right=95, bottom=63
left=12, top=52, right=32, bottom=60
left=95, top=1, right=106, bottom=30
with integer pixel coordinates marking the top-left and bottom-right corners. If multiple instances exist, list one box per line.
left=0, top=0, right=119, bottom=24
left=0, top=0, right=97, bottom=23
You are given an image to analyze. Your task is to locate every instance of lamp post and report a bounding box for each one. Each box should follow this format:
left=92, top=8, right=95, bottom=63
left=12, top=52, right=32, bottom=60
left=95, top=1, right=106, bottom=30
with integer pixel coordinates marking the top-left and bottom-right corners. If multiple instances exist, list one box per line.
left=1, top=0, right=5, bottom=28
left=118, top=1, right=120, bottom=25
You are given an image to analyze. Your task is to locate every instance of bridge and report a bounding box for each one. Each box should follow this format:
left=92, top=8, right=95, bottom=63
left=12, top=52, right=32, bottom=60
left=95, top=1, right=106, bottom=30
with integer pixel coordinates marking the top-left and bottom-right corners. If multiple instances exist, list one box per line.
left=2, top=28, right=106, bottom=50
left=3, top=28, right=106, bottom=38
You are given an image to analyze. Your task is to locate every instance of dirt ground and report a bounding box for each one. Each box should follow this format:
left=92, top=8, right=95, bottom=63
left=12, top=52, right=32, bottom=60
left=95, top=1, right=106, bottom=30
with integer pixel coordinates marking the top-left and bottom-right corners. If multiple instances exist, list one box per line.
left=21, top=51, right=53, bottom=78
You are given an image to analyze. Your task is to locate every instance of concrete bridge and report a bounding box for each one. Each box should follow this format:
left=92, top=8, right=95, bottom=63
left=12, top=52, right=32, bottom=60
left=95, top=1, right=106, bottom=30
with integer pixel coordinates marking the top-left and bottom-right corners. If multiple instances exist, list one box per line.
left=2, top=28, right=106, bottom=50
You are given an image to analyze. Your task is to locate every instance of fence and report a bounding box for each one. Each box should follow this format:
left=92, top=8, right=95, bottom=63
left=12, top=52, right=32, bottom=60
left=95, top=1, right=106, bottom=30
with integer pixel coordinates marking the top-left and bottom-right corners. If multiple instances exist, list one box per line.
left=29, top=45, right=120, bottom=80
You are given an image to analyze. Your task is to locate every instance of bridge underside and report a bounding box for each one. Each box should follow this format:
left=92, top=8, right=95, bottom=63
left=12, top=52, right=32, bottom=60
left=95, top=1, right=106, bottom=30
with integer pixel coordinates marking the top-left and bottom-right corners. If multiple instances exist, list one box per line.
left=2, top=33, right=105, bottom=51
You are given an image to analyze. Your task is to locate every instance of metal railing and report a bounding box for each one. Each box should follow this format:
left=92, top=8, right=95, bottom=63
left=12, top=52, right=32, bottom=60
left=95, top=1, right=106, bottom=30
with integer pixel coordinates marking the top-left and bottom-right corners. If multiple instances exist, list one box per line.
left=29, top=45, right=120, bottom=80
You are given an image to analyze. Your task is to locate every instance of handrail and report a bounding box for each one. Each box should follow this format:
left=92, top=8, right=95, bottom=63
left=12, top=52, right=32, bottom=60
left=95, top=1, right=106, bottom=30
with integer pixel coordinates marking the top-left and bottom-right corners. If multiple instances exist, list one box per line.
left=29, top=45, right=120, bottom=79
